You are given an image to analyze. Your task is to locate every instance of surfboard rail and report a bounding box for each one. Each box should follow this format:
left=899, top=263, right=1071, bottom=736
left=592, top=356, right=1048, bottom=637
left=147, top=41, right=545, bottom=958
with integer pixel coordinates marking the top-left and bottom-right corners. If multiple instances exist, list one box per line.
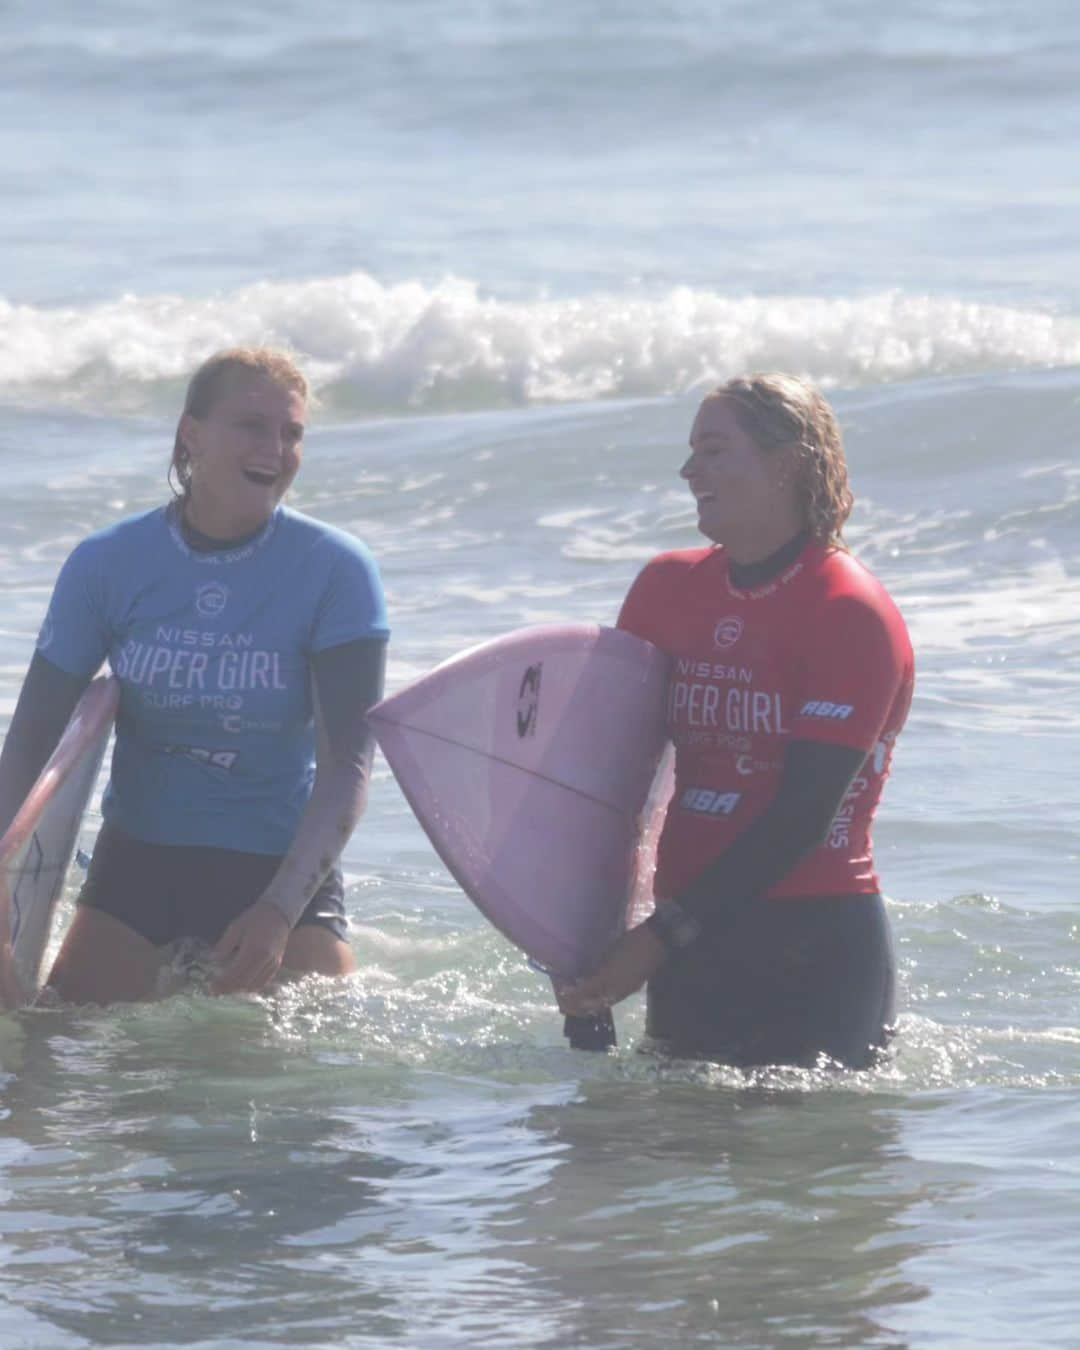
left=0, top=675, right=119, bottom=1005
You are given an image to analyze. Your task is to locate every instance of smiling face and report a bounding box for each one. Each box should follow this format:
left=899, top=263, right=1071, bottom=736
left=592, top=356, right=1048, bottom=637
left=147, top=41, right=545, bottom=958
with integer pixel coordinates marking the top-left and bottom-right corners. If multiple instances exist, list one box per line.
left=681, top=395, right=802, bottom=561
left=179, top=373, right=306, bottom=539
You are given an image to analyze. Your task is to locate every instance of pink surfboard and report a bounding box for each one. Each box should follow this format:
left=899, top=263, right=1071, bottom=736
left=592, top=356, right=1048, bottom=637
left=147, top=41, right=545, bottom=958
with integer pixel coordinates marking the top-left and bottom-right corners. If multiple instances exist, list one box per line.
left=370, top=625, right=672, bottom=979
left=0, top=675, right=119, bottom=1004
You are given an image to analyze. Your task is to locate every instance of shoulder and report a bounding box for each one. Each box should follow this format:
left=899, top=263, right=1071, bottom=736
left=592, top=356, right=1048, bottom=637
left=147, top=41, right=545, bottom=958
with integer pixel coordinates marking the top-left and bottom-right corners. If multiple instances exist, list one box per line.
left=642, top=546, right=716, bottom=571
left=630, top=546, right=717, bottom=589
left=618, top=547, right=716, bottom=638
left=811, top=547, right=902, bottom=612
left=61, top=507, right=169, bottom=573
left=276, top=511, right=388, bottom=639
left=275, top=508, right=380, bottom=568
left=802, top=547, right=912, bottom=654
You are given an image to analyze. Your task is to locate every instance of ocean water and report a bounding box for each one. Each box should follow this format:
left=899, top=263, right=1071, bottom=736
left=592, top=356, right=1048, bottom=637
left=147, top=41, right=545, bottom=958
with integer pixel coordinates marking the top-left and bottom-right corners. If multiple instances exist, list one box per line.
left=1, top=3, right=1078, bottom=1346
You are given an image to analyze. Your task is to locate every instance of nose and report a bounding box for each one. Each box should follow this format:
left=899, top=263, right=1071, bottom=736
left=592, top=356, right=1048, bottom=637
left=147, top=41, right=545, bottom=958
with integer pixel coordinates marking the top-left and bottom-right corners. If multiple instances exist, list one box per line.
left=264, top=425, right=291, bottom=461
left=680, top=451, right=696, bottom=480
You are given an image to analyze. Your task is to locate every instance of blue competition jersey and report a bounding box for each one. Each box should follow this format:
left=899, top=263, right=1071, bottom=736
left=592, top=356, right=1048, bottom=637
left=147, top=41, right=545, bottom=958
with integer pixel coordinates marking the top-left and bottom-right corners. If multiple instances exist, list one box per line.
left=37, top=505, right=389, bottom=854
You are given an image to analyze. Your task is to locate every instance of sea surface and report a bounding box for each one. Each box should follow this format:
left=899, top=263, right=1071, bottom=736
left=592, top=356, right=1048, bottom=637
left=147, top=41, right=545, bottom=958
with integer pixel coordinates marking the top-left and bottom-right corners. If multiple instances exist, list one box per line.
left=1, top=3, right=1078, bottom=1346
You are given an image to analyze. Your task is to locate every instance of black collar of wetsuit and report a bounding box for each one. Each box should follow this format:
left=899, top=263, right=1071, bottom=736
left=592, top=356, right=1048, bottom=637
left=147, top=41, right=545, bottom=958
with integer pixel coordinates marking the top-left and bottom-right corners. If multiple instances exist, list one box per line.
left=726, top=531, right=809, bottom=591
left=176, top=505, right=267, bottom=555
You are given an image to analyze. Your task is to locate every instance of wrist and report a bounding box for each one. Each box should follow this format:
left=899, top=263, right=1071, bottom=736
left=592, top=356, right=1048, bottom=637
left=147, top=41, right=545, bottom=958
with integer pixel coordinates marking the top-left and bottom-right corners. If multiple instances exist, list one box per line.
left=259, top=893, right=300, bottom=929
left=644, top=899, right=702, bottom=952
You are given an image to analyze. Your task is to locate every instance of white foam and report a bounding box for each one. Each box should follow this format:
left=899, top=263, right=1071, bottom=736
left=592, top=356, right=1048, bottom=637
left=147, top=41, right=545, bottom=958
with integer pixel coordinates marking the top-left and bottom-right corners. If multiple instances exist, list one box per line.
left=2, top=273, right=1079, bottom=417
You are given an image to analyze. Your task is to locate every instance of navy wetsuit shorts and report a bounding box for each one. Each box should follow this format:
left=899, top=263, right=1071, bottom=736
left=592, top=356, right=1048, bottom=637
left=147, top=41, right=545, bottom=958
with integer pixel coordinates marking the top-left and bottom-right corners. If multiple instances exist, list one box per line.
left=645, top=893, right=896, bottom=1070
left=77, top=823, right=349, bottom=947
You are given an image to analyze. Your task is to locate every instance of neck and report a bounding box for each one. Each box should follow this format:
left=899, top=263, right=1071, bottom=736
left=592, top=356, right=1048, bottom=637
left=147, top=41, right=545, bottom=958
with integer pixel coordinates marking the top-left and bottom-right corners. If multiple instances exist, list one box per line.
left=716, top=514, right=805, bottom=566
left=183, top=492, right=273, bottom=543
left=727, top=530, right=808, bottom=589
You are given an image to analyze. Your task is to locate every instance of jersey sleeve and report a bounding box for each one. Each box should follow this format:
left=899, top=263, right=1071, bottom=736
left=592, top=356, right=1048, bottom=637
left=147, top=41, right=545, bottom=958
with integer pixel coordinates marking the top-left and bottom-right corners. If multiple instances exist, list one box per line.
left=790, top=592, right=907, bottom=752
left=310, top=536, right=390, bottom=653
left=617, top=559, right=667, bottom=643
left=34, top=539, right=112, bottom=678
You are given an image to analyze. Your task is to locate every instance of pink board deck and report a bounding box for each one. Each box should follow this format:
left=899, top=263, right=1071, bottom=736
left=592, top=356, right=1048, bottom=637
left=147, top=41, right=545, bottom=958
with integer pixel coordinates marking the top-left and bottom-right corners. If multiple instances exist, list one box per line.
left=370, top=625, right=672, bottom=979
left=0, top=675, right=119, bottom=1003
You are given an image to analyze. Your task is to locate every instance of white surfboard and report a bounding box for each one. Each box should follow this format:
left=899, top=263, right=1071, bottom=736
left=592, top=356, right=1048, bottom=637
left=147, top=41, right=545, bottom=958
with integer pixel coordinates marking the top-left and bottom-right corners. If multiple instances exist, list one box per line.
left=370, top=625, right=672, bottom=980
left=0, top=676, right=119, bottom=1003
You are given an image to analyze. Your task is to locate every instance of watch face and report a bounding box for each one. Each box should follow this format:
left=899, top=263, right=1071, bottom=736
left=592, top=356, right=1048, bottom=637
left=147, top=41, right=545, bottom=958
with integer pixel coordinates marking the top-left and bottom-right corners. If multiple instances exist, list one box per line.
left=652, top=902, right=701, bottom=950
left=672, top=916, right=702, bottom=948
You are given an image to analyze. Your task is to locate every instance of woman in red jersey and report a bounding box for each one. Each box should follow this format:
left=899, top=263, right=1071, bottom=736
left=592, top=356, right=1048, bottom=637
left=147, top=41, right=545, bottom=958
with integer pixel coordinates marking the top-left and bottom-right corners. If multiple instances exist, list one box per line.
left=559, top=373, right=914, bottom=1068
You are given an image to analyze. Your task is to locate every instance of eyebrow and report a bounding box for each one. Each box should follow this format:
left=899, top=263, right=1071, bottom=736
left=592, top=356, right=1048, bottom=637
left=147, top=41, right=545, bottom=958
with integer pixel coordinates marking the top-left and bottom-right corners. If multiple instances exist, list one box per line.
left=231, top=412, right=306, bottom=438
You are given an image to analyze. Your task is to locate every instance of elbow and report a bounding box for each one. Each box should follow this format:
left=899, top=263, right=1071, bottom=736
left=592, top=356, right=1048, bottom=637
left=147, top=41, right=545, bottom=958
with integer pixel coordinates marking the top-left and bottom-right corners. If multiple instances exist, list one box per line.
left=312, top=761, right=369, bottom=816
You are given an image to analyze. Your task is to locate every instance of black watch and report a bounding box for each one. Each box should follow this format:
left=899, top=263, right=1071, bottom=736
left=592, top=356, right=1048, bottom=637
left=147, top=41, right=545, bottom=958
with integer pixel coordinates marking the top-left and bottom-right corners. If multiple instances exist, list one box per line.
left=645, top=900, right=703, bottom=952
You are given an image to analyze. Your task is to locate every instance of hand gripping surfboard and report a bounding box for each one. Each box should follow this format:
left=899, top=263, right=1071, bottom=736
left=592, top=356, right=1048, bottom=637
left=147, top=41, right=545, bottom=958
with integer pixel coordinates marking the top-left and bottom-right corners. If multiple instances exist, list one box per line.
left=369, top=625, right=671, bottom=981
left=0, top=675, right=119, bottom=1004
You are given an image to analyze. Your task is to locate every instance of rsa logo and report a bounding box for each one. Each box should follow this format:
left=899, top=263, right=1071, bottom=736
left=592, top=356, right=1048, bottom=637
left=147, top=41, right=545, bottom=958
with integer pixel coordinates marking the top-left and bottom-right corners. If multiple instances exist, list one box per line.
left=516, top=663, right=542, bottom=738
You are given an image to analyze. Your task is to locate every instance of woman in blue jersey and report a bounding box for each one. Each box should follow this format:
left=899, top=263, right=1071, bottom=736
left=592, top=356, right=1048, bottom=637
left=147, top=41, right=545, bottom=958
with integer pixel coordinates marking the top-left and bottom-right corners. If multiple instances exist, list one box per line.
left=0, top=348, right=388, bottom=1006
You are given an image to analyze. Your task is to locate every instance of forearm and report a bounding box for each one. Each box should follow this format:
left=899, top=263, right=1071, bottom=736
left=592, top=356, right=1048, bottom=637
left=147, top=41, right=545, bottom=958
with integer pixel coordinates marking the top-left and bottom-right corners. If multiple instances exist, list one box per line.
left=259, top=636, right=386, bottom=927
left=659, top=740, right=868, bottom=941
left=259, top=753, right=372, bottom=926
left=0, top=653, right=90, bottom=837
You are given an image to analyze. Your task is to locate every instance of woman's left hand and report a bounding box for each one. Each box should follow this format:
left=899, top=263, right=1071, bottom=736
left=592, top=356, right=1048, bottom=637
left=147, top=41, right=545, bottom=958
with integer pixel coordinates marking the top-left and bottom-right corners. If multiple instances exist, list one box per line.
left=555, top=924, right=668, bottom=1016
left=211, top=899, right=291, bottom=994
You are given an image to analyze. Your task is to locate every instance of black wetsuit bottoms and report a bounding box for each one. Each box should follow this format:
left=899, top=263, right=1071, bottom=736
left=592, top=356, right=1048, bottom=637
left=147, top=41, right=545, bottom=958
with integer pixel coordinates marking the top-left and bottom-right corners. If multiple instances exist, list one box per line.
left=645, top=894, right=895, bottom=1070
left=78, top=823, right=349, bottom=947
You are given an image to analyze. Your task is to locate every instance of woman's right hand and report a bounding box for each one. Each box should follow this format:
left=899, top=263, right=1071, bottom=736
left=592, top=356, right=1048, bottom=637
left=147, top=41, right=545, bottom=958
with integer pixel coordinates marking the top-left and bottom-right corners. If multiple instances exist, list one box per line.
left=555, top=923, right=668, bottom=1015
left=210, top=898, right=292, bottom=995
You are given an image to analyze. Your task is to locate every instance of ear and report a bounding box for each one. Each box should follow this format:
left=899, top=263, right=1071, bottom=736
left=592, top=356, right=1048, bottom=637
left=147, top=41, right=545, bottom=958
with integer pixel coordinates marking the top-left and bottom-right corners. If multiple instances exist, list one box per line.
left=177, top=413, right=202, bottom=462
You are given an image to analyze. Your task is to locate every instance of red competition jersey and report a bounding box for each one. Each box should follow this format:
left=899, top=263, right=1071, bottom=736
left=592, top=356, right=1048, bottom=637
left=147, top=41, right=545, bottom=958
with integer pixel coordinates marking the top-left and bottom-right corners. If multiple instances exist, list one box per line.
left=618, top=542, right=914, bottom=900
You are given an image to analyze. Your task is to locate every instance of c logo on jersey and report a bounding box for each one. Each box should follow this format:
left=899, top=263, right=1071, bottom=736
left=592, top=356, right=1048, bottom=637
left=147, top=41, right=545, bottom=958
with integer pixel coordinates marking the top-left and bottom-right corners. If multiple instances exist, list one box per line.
left=713, top=616, right=743, bottom=649
left=195, top=581, right=229, bottom=618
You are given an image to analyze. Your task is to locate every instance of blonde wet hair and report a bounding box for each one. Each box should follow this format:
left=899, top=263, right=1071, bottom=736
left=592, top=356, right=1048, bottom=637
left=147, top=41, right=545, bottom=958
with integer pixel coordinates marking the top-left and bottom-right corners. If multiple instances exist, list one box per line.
left=169, top=347, right=309, bottom=499
left=707, top=372, right=853, bottom=548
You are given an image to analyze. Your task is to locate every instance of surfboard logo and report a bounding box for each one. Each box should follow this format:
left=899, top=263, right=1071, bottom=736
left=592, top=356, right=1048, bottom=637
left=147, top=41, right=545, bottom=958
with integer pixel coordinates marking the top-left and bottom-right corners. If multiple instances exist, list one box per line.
left=713, top=616, right=743, bottom=649
left=516, top=662, right=542, bottom=738
left=195, top=581, right=229, bottom=618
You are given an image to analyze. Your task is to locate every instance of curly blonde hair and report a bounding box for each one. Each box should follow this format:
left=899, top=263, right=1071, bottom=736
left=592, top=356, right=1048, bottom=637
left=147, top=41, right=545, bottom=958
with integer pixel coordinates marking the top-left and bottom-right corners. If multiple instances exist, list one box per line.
left=170, top=348, right=309, bottom=499
left=708, top=372, right=853, bottom=548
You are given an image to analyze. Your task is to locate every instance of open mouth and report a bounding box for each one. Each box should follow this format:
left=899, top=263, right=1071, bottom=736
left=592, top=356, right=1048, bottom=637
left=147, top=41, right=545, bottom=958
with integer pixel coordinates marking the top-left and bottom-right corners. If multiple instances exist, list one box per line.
left=242, top=468, right=279, bottom=486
